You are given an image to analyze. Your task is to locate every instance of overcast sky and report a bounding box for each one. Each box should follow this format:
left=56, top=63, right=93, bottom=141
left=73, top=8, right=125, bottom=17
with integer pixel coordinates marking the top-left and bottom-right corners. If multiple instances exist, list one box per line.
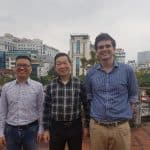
left=1, top=0, right=150, bottom=61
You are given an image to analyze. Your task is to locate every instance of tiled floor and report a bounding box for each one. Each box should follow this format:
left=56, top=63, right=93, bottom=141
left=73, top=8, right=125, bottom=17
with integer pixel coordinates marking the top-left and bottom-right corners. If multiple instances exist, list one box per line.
left=131, top=123, right=150, bottom=150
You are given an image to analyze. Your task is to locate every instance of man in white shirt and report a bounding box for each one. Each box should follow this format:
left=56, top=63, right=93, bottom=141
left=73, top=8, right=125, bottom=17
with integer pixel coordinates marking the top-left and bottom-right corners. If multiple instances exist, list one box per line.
left=0, top=55, right=44, bottom=150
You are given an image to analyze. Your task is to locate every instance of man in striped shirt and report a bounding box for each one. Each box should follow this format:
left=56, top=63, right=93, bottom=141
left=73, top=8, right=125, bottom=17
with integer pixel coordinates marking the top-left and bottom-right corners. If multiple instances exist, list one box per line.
left=42, top=53, right=90, bottom=150
left=0, top=55, right=44, bottom=150
left=85, top=33, right=138, bottom=150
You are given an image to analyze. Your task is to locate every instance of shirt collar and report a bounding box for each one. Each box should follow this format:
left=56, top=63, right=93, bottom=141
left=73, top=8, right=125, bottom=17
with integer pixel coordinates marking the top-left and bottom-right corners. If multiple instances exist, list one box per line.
left=15, top=78, right=31, bottom=85
left=96, top=61, right=119, bottom=70
left=57, top=75, right=73, bottom=84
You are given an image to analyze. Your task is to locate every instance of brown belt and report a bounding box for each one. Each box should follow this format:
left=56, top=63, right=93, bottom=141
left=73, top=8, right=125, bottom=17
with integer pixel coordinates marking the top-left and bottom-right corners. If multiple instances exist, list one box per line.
left=92, top=118, right=128, bottom=128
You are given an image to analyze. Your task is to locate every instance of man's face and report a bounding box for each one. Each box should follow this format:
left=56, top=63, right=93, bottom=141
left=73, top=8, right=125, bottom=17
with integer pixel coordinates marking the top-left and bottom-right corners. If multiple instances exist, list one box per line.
left=55, top=56, right=71, bottom=77
left=96, top=40, right=115, bottom=61
left=15, top=58, right=32, bottom=80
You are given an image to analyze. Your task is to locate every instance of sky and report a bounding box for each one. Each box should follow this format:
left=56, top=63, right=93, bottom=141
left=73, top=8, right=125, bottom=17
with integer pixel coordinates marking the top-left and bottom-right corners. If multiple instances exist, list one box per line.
left=1, top=0, right=150, bottom=62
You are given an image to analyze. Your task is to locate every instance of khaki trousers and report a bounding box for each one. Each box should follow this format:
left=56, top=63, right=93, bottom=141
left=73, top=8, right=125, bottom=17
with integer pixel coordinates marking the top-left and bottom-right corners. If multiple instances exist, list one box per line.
left=90, top=119, right=131, bottom=150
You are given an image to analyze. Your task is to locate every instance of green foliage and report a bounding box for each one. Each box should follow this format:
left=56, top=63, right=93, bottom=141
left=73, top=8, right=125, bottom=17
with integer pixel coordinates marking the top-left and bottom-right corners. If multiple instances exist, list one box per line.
left=80, top=57, right=88, bottom=76
left=80, top=50, right=98, bottom=76
left=136, top=70, right=150, bottom=87
left=88, top=51, right=98, bottom=65
left=79, top=74, right=85, bottom=81
left=0, top=75, right=15, bottom=86
left=40, top=66, right=57, bottom=85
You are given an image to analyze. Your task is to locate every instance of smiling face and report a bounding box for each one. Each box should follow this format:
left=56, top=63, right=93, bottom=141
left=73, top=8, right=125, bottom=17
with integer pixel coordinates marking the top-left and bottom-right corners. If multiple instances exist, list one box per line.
left=55, top=56, right=71, bottom=78
left=96, top=40, right=115, bottom=61
left=15, top=58, right=32, bottom=81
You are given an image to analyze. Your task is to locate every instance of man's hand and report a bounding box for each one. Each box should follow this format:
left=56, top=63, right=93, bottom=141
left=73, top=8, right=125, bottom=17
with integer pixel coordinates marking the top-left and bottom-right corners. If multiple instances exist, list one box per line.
left=37, top=133, right=43, bottom=143
left=83, top=128, right=90, bottom=140
left=42, top=131, right=50, bottom=143
left=0, top=136, right=6, bottom=145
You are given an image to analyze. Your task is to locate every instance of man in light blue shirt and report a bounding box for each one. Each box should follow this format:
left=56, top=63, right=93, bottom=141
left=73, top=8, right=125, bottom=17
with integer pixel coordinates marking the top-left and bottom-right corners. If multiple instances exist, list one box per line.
left=0, top=55, right=44, bottom=150
left=85, top=33, right=138, bottom=150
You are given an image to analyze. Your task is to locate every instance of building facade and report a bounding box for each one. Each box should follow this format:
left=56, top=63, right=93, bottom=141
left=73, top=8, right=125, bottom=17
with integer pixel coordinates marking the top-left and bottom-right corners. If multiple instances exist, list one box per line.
left=115, top=48, right=126, bottom=63
left=0, top=51, right=6, bottom=69
left=5, top=50, right=38, bottom=69
left=127, top=60, right=137, bottom=71
left=69, top=34, right=92, bottom=76
left=0, top=33, right=60, bottom=77
left=42, top=44, right=59, bottom=57
left=0, top=33, right=17, bottom=51
left=138, top=51, right=150, bottom=66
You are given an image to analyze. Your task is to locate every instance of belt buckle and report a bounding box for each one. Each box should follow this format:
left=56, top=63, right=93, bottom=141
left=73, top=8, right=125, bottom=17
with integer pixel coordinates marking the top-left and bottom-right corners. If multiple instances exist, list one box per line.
left=63, top=122, right=72, bottom=127
left=101, top=122, right=117, bottom=128
left=107, top=122, right=118, bottom=127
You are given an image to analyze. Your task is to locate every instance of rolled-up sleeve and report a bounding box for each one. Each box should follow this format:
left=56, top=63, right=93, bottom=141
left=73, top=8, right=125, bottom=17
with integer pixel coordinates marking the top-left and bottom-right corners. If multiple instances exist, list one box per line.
left=127, top=66, right=138, bottom=103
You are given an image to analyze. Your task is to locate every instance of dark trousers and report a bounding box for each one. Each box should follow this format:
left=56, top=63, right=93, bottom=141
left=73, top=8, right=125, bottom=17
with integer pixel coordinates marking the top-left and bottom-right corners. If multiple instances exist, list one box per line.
left=49, top=118, right=82, bottom=150
left=4, top=121, right=39, bottom=150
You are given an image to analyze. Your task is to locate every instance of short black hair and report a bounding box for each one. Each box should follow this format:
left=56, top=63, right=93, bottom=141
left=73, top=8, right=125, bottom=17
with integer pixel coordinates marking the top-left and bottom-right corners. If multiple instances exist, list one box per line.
left=94, top=33, right=116, bottom=50
left=54, top=53, right=71, bottom=65
left=16, top=55, right=31, bottom=63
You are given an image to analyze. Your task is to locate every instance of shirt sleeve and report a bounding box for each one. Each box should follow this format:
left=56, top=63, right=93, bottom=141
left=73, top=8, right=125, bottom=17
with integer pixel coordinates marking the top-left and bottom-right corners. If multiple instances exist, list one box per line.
left=0, top=86, right=8, bottom=137
left=80, top=82, right=90, bottom=128
left=84, top=71, right=93, bottom=101
left=37, top=84, right=44, bottom=134
left=42, top=85, right=52, bottom=131
left=127, top=66, right=139, bottom=103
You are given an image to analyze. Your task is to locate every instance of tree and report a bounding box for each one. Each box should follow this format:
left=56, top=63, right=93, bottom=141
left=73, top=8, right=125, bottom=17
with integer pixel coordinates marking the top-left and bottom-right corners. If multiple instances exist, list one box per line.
left=40, top=66, right=57, bottom=85
left=88, top=50, right=97, bottom=66
left=80, top=57, right=88, bottom=76
left=80, top=50, right=98, bottom=77
left=136, top=70, right=150, bottom=87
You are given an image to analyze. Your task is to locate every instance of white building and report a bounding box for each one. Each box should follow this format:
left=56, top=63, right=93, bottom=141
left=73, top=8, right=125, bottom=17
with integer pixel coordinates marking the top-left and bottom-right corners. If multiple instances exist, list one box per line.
left=0, top=33, right=60, bottom=77
left=0, top=33, right=17, bottom=51
left=37, top=55, right=56, bottom=77
left=138, top=51, right=150, bottom=66
left=0, top=33, right=43, bottom=54
left=127, top=60, right=137, bottom=71
left=115, top=48, right=126, bottom=63
left=69, top=34, right=92, bottom=76
left=0, top=33, right=60, bottom=56
left=43, top=44, right=59, bottom=57
left=5, top=50, right=38, bottom=69
left=16, top=38, right=43, bottom=55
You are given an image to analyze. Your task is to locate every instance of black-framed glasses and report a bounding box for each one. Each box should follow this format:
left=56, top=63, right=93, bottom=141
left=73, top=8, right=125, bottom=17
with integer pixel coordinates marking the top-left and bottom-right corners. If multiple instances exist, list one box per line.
left=16, top=64, right=31, bottom=68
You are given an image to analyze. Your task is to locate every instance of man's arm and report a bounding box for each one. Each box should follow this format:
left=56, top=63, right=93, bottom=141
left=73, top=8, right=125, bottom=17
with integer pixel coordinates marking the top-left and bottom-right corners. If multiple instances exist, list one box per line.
left=0, top=86, right=8, bottom=145
left=0, top=86, right=8, bottom=137
left=42, top=85, right=52, bottom=143
left=127, top=66, right=139, bottom=118
left=127, top=66, right=138, bottom=103
left=80, top=82, right=90, bottom=128
left=42, top=85, right=52, bottom=131
left=37, top=84, right=44, bottom=134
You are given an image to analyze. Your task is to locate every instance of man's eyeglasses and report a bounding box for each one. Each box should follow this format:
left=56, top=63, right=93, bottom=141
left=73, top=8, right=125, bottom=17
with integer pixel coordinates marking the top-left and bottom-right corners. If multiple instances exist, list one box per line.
left=16, top=64, right=31, bottom=68
left=97, top=44, right=112, bottom=50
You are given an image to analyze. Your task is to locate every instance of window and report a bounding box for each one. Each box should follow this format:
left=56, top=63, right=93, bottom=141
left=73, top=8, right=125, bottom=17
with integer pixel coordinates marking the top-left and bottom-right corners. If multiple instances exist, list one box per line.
left=76, top=40, right=80, bottom=54
left=76, top=57, right=80, bottom=76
